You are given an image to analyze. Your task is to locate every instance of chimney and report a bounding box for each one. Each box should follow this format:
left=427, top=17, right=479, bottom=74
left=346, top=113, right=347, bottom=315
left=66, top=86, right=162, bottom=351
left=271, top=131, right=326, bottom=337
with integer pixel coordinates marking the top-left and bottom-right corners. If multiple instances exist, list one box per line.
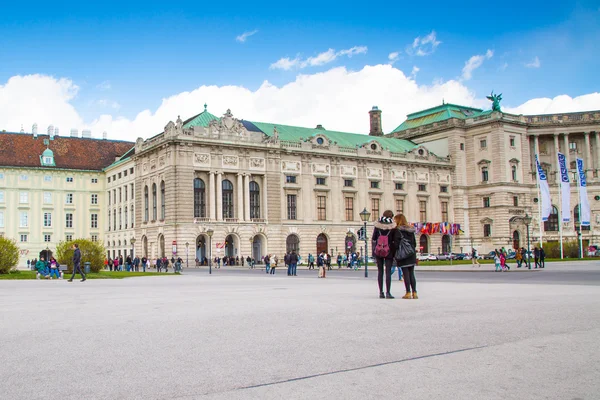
left=47, top=125, right=54, bottom=135
left=53, top=127, right=59, bottom=138
left=102, top=131, right=107, bottom=140
left=82, top=129, right=91, bottom=138
left=369, top=106, right=383, bottom=136
left=70, top=128, right=78, bottom=137
left=32, top=123, right=38, bottom=138
left=315, top=124, right=325, bottom=130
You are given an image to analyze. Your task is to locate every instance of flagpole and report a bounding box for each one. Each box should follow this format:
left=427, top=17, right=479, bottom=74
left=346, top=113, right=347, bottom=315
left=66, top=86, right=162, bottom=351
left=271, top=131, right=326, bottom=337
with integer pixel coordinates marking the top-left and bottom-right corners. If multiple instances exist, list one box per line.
left=556, top=153, right=564, bottom=259
left=536, top=162, right=543, bottom=249
left=576, top=162, right=584, bottom=259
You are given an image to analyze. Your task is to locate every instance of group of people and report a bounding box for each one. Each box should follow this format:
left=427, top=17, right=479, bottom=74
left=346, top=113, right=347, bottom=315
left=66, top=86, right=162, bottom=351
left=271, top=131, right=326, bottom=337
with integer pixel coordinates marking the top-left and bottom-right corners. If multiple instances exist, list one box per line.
left=472, top=246, right=546, bottom=271
left=103, top=255, right=183, bottom=273
left=34, top=244, right=86, bottom=282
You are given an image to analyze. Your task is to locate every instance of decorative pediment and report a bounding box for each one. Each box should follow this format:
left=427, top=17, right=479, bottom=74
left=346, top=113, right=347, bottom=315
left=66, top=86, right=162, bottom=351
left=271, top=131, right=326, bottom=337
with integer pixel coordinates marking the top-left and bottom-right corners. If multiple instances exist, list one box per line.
left=411, top=146, right=431, bottom=159
left=312, top=134, right=331, bottom=147
left=391, top=169, right=407, bottom=181
left=509, top=158, right=520, bottom=164
left=437, top=173, right=451, bottom=183
left=480, top=217, right=494, bottom=224
left=340, top=165, right=357, bottom=177
left=366, top=167, right=383, bottom=179
left=208, top=109, right=247, bottom=136
left=415, top=171, right=430, bottom=183
left=477, top=159, right=491, bottom=166
left=282, top=160, right=301, bottom=174
left=311, top=162, right=330, bottom=176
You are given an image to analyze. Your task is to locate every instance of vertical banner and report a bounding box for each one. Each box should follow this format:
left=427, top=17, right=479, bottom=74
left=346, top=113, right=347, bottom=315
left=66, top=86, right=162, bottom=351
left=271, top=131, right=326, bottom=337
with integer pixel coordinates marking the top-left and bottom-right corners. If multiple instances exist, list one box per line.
left=557, top=152, right=571, bottom=222
left=535, top=155, right=552, bottom=221
left=576, top=158, right=591, bottom=226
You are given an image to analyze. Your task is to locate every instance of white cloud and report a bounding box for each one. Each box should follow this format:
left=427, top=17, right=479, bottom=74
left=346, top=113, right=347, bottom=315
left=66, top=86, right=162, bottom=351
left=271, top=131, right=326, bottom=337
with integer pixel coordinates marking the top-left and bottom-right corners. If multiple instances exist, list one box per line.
left=410, top=66, right=420, bottom=79
left=2, top=71, right=599, bottom=144
left=270, top=46, right=367, bottom=70
left=461, top=49, right=494, bottom=80
left=96, top=99, right=120, bottom=109
left=525, top=56, right=541, bottom=68
left=96, top=80, right=111, bottom=90
left=407, top=31, right=441, bottom=56
left=235, top=29, right=258, bottom=43
left=388, top=52, right=400, bottom=64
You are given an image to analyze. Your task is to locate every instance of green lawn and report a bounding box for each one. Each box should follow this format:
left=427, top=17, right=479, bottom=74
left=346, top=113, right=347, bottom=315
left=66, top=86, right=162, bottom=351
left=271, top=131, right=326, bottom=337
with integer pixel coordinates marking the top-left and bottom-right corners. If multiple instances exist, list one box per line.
left=0, top=270, right=179, bottom=280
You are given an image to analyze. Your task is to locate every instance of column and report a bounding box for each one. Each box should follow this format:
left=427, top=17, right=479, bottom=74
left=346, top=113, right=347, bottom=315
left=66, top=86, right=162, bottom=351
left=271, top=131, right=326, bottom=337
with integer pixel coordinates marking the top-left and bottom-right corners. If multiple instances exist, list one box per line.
left=595, top=132, right=600, bottom=170
left=584, top=132, right=592, bottom=170
left=553, top=134, right=560, bottom=184
left=209, top=172, right=216, bottom=220
left=244, top=174, right=251, bottom=221
left=262, top=175, right=268, bottom=221
left=563, top=133, right=570, bottom=169
left=216, top=172, right=223, bottom=221
left=237, top=173, right=244, bottom=221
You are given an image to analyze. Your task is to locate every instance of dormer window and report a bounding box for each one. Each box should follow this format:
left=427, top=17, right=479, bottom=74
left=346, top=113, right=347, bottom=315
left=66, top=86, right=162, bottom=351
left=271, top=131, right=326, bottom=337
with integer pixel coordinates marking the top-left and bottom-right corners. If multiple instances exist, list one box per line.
left=316, top=137, right=324, bottom=145
left=40, top=148, right=55, bottom=167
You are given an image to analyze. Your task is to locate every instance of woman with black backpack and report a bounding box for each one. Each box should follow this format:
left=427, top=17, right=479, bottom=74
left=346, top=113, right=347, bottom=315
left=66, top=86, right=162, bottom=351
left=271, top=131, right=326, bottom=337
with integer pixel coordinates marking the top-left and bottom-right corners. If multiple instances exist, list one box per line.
left=372, top=210, right=400, bottom=299
left=394, top=214, right=418, bottom=299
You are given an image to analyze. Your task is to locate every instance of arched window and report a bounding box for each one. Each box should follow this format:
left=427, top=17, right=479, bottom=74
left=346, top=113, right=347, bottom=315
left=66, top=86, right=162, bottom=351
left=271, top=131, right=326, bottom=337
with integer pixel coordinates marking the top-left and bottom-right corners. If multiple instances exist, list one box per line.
left=152, top=183, right=157, bottom=221
left=574, top=205, right=591, bottom=231
left=511, top=165, right=517, bottom=181
left=144, top=186, right=149, bottom=222
left=482, top=167, right=489, bottom=182
left=249, top=181, right=260, bottom=219
left=544, top=206, right=559, bottom=232
left=194, top=178, right=206, bottom=218
left=160, top=181, right=165, bottom=220
left=222, top=179, right=234, bottom=219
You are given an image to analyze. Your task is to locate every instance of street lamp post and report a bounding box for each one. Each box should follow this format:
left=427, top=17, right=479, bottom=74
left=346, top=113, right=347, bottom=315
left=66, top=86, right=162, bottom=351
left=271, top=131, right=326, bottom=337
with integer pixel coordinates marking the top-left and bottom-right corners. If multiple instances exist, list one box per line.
left=523, top=213, right=532, bottom=270
left=359, top=208, right=371, bottom=278
left=185, top=242, right=189, bottom=270
left=130, top=238, right=136, bottom=271
left=206, top=229, right=214, bottom=274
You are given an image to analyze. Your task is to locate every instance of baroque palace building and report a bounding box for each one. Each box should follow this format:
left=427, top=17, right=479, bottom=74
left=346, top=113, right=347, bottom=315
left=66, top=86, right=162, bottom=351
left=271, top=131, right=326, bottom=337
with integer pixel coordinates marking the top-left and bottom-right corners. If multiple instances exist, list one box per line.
left=2, top=100, right=600, bottom=267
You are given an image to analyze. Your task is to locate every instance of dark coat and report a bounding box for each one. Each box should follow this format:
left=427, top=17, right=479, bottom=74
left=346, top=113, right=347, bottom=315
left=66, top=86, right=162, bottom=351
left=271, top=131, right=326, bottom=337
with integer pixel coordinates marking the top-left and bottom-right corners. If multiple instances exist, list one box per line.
left=371, top=221, right=400, bottom=260
left=72, top=248, right=81, bottom=267
left=395, top=225, right=417, bottom=267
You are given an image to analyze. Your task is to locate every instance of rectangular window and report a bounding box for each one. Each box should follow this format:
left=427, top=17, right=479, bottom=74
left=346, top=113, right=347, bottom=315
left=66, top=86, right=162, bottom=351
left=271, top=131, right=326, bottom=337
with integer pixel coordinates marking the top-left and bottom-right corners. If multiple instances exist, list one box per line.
left=344, top=179, right=354, bottom=187
left=108, top=191, right=111, bottom=206
left=513, top=196, right=519, bottom=207
left=20, top=192, right=28, bottom=203
left=370, top=181, right=380, bottom=189
left=460, top=143, right=464, bottom=151
left=130, top=168, right=134, bottom=174
left=66, top=193, right=73, bottom=204
left=484, top=224, right=492, bottom=237
left=440, top=186, right=448, bottom=193
left=509, top=137, right=515, bottom=147
left=113, top=190, right=116, bottom=204
left=91, top=194, right=98, bottom=205
left=91, top=213, right=98, bottom=228
left=19, top=212, right=28, bottom=227
left=480, top=139, right=487, bottom=149
left=131, top=184, right=134, bottom=199
left=66, top=213, right=73, bottom=228
left=0, top=191, right=4, bottom=202
left=419, top=201, right=427, bottom=222
left=119, top=188, right=122, bottom=202
left=108, top=177, right=111, bottom=183
left=395, top=182, right=404, bottom=190
left=418, top=184, right=426, bottom=192
left=123, top=170, right=128, bottom=177
left=317, top=195, right=327, bottom=220
left=569, top=142, right=577, bottom=150
left=44, top=175, right=52, bottom=182
left=0, top=211, right=4, bottom=228
left=483, top=197, right=490, bottom=208
left=371, top=198, right=380, bottom=221
left=286, top=175, right=296, bottom=184
left=395, top=199, right=404, bottom=215
left=287, top=195, right=297, bottom=220
left=20, top=234, right=28, bottom=242
left=316, top=177, right=326, bottom=185
left=66, top=234, right=73, bottom=242
left=441, top=202, right=448, bottom=222
left=118, top=172, right=122, bottom=179
left=92, top=178, right=98, bottom=184
left=44, top=234, right=51, bottom=243
left=91, top=235, right=98, bottom=242
left=43, top=192, right=52, bottom=204
left=124, top=186, right=128, bottom=201
left=43, top=212, right=52, bottom=227
left=20, top=174, right=28, bottom=181
left=66, top=177, right=73, bottom=183
left=345, top=197, right=354, bottom=221
left=0, top=173, right=3, bottom=179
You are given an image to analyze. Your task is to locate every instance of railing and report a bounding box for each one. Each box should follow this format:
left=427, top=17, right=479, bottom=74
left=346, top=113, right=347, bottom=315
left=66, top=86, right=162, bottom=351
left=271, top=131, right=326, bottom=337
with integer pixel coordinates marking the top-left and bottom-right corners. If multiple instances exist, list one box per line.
left=251, top=218, right=266, bottom=223
left=281, top=140, right=302, bottom=148
left=338, top=146, right=357, bottom=154
left=224, top=218, right=238, bottom=223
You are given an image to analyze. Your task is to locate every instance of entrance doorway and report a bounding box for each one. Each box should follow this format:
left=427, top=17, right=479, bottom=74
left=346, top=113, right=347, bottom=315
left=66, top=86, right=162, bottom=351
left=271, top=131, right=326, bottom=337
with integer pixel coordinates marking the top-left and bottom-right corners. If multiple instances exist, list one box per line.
left=252, top=236, right=263, bottom=262
left=345, top=234, right=357, bottom=254
left=316, top=234, right=328, bottom=255
left=158, top=234, right=165, bottom=257
left=419, top=235, right=429, bottom=253
left=441, top=235, right=451, bottom=254
left=39, top=249, right=52, bottom=261
left=196, top=235, right=206, bottom=264
left=142, top=236, right=148, bottom=258
left=512, top=231, right=520, bottom=250
left=286, top=234, right=299, bottom=253
left=225, top=235, right=236, bottom=257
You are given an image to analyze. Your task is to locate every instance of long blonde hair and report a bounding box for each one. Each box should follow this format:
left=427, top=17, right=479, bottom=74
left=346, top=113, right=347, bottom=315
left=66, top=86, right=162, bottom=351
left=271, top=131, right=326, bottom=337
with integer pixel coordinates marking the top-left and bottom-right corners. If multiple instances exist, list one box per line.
left=394, top=213, right=410, bottom=227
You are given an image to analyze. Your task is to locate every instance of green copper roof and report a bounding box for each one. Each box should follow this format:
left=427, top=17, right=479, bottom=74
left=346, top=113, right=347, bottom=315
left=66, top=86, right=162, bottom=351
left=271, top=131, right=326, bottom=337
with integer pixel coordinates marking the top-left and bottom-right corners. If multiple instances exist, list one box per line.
left=249, top=121, right=416, bottom=153
left=391, top=103, right=484, bottom=133
left=182, top=106, right=219, bottom=129
left=42, top=148, right=54, bottom=157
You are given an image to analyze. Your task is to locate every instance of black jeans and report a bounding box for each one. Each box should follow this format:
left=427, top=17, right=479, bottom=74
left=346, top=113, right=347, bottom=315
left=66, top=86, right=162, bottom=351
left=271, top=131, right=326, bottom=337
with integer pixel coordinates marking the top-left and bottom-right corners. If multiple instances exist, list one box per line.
left=70, top=264, right=86, bottom=280
left=376, top=258, right=393, bottom=294
left=401, top=266, right=416, bottom=293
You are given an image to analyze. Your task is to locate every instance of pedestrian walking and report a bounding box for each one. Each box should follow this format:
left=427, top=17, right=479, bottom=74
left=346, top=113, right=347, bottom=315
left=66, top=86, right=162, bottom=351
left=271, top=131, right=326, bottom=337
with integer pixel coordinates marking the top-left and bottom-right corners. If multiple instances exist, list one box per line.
left=308, top=253, right=315, bottom=270
left=372, top=210, right=400, bottom=299
left=471, top=248, right=480, bottom=266
left=533, top=247, right=540, bottom=269
left=108, top=257, right=113, bottom=271
left=326, top=253, right=332, bottom=270
left=539, top=247, right=546, bottom=268
left=317, top=251, right=326, bottom=278
left=337, top=253, right=342, bottom=269
left=394, top=214, right=417, bottom=299
left=290, top=251, right=298, bottom=276
left=156, top=257, right=162, bottom=273
left=68, top=243, right=86, bottom=282
left=141, top=256, right=147, bottom=272
left=270, top=255, right=278, bottom=274
left=516, top=249, right=523, bottom=268
left=264, top=254, right=271, bottom=273
left=133, top=256, right=140, bottom=272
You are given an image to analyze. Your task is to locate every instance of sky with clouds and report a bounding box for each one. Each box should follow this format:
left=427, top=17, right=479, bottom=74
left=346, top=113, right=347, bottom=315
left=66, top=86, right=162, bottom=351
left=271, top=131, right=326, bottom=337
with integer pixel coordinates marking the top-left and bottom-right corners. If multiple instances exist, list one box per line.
left=0, top=0, right=599, bottom=141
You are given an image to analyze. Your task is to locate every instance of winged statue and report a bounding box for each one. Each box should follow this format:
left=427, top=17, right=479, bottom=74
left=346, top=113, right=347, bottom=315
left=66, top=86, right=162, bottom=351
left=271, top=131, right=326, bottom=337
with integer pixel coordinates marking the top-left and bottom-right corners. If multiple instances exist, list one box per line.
left=486, top=91, right=502, bottom=112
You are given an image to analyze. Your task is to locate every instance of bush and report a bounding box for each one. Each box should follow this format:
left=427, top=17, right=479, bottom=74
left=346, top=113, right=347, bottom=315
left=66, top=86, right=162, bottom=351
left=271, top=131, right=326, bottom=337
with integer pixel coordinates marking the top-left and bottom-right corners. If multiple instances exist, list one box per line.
left=56, top=239, right=106, bottom=273
left=0, top=236, right=20, bottom=274
left=541, top=241, right=581, bottom=258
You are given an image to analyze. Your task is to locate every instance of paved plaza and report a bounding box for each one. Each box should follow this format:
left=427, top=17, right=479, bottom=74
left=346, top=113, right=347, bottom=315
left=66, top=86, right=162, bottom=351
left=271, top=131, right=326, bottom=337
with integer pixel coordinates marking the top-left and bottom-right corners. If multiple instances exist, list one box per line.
left=1, top=262, right=600, bottom=399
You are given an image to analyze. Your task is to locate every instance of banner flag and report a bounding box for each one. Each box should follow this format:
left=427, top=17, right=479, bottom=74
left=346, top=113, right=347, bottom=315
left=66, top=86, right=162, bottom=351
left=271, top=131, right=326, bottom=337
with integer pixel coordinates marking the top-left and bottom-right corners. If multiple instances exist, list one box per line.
left=535, top=155, right=552, bottom=221
left=576, top=158, right=591, bottom=226
left=557, top=152, right=571, bottom=222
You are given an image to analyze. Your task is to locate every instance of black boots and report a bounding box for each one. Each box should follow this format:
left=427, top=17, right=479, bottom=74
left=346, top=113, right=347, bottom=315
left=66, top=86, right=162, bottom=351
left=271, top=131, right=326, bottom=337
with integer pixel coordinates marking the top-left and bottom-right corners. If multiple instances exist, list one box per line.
left=379, top=292, right=385, bottom=299
left=385, top=293, right=395, bottom=299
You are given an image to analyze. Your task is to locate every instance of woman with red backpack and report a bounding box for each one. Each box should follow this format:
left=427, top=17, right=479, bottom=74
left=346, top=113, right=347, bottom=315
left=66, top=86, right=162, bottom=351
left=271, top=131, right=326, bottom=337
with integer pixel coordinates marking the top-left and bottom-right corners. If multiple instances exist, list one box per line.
left=372, top=210, right=400, bottom=299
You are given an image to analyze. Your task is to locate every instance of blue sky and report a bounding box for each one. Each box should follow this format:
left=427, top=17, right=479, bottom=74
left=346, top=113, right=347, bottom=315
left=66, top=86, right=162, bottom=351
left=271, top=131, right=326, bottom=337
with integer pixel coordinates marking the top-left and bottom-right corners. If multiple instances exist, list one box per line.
left=0, top=0, right=599, bottom=139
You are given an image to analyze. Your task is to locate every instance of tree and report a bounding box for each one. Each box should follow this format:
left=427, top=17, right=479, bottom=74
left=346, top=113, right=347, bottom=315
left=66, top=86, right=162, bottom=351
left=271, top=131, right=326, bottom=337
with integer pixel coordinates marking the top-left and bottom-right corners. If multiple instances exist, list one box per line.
left=56, top=239, right=106, bottom=273
left=0, top=236, right=20, bottom=274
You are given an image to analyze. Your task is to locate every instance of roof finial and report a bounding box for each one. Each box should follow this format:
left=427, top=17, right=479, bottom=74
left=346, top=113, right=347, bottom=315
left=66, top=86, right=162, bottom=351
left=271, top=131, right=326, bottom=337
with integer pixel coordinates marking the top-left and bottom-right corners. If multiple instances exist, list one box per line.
left=204, top=103, right=207, bottom=112
left=20, top=124, right=24, bottom=133
left=442, top=98, right=445, bottom=105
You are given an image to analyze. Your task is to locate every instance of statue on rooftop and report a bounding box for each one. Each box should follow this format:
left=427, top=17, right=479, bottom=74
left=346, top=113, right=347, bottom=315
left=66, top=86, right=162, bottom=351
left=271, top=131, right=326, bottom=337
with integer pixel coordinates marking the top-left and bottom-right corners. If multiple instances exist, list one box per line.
left=486, top=91, right=502, bottom=112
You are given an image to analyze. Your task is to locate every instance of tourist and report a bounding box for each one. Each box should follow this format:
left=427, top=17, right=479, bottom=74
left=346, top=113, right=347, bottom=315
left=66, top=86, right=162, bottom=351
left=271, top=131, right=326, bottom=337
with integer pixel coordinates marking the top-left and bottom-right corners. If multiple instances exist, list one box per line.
left=35, top=257, right=50, bottom=280
left=119, top=255, right=124, bottom=270
left=108, top=257, right=113, bottom=271
left=372, top=210, right=400, bottom=299
left=326, top=253, right=332, bottom=271
left=539, top=247, right=546, bottom=268
left=141, top=256, right=147, bottom=272
left=113, top=256, right=120, bottom=271
left=156, top=257, right=162, bottom=273
left=494, top=251, right=502, bottom=272
left=175, top=258, right=182, bottom=273
left=68, top=243, right=86, bottom=282
left=533, top=247, right=540, bottom=269
left=271, top=255, right=278, bottom=274
left=394, top=214, right=417, bottom=299
left=308, top=253, right=315, bottom=270
left=500, top=251, right=508, bottom=271
left=103, top=258, right=108, bottom=270
left=284, top=252, right=291, bottom=275
left=126, top=255, right=132, bottom=272
left=471, top=248, right=480, bottom=266
left=520, top=247, right=529, bottom=269
left=290, top=251, right=298, bottom=276
left=515, top=248, right=523, bottom=268
left=317, top=251, right=325, bottom=278
left=337, top=253, right=342, bottom=269
left=246, top=256, right=252, bottom=269
left=27, top=259, right=31, bottom=270
left=241, top=256, right=244, bottom=267
left=49, top=257, right=60, bottom=279
left=133, top=255, right=140, bottom=272
left=264, top=254, right=271, bottom=273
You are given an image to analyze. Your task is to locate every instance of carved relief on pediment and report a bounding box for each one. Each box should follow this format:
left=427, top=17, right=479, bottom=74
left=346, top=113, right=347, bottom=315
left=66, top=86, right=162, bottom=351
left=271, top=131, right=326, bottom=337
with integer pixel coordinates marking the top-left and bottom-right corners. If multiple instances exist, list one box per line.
left=222, top=155, right=239, bottom=168
left=193, top=153, right=210, bottom=166
left=249, top=157, right=266, bottom=171
left=340, top=165, right=357, bottom=177
left=282, top=160, right=301, bottom=173
left=437, top=173, right=451, bottom=183
left=208, top=109, right=247, bottom=136
left=415, top=171, right=429, bottom=183
left=311, top=163, right=330, bottom=176
left=366, top=167, right=383, bottom=179
left=391, top=169, right=407, bottom=181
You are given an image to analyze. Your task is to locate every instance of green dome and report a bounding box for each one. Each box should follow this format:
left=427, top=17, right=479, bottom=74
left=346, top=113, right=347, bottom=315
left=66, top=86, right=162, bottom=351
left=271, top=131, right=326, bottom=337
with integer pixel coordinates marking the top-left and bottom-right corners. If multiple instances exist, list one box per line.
left=42, top=148, right=54, bottom=157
